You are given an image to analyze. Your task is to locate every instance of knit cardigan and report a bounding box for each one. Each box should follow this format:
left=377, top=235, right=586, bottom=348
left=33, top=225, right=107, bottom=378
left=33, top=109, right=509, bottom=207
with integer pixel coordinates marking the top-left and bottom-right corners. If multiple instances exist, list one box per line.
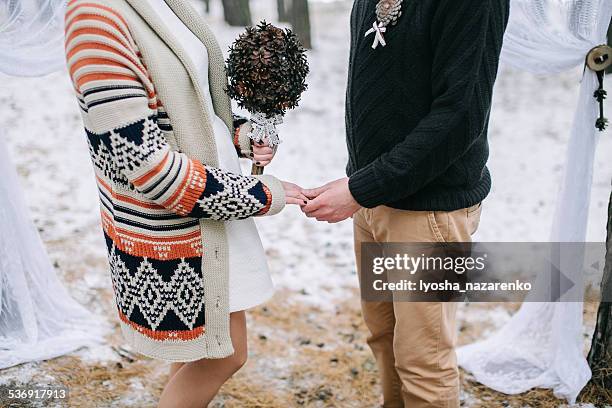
left=64, top=0, right=285, bottom=361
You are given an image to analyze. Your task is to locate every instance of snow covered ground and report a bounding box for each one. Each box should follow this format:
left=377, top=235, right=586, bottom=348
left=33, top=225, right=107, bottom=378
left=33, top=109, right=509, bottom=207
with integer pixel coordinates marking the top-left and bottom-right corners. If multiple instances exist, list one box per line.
left=1, top=0, right=611, bottom=406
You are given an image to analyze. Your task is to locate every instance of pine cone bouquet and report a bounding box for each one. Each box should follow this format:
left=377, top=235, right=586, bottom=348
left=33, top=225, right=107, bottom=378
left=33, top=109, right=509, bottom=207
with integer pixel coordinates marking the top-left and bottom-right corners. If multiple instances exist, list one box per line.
left=226, top=21, right=309, bottom=174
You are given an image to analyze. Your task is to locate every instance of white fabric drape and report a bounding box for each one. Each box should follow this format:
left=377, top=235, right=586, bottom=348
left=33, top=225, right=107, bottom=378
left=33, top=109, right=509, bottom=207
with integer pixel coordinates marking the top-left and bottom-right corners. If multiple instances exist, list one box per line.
left=0, top=135, right=105, bottom=369
left=0, top=0, right=105, bottom=368
left=458, top=0, right=611, bottom=404
left=0, top=0, right=67, bottom=77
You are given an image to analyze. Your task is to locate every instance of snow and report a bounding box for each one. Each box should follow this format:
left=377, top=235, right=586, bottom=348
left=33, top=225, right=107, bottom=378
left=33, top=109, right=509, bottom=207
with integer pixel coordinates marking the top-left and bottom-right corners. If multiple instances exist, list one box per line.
left=2, top=0, right=609, bottom=269
left=0, top=0, right=611, bottom=405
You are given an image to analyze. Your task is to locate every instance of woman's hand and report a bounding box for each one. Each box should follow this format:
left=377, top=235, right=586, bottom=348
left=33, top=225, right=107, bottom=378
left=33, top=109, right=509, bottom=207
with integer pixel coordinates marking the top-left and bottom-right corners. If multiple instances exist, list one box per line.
left=280, top=181, right=308, bottom=206
left=252, top=138, right=276, bottom=167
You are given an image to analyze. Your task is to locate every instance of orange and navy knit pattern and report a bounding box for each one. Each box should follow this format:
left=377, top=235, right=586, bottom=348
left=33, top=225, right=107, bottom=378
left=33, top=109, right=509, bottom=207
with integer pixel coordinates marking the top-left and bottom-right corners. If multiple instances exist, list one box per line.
left=65, top=0, right=274, bottom=341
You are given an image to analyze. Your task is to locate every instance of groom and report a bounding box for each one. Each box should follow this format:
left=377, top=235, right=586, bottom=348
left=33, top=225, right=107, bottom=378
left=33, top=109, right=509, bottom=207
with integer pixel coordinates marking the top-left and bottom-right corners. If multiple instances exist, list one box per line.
left=302, top=1, right=509, bottom=407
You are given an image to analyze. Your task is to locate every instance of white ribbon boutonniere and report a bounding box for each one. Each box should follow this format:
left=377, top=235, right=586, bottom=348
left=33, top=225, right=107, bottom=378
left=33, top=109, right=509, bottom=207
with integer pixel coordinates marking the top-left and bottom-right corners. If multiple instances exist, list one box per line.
left=364, top=21, right=387, bottom=49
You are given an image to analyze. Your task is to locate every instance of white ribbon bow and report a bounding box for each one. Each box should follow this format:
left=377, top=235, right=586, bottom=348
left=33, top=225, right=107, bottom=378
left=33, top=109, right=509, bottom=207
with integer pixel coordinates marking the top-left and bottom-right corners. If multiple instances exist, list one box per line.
left=365, top=21, right=387, bottom=49
left=248, top=112, right=284, bottom=147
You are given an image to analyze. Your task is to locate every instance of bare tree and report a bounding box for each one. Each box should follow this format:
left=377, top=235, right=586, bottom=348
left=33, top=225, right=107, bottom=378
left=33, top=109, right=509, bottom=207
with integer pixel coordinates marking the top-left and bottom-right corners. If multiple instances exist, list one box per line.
left=277, top=0, right=290, bottom=22
left=583, top=188, right=612, bottom=403
left=221, top=0, right=252, bottom=27
left=290, top=0, right=311, bottom=49
left=606, top=21, right=612, bottom=74
left=201, top=0, right=210, bottom=14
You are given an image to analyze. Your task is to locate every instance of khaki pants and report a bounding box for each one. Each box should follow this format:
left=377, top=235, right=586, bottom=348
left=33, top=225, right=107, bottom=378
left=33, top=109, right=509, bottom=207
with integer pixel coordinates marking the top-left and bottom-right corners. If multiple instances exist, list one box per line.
left=354, top=204, right=482, bottom=408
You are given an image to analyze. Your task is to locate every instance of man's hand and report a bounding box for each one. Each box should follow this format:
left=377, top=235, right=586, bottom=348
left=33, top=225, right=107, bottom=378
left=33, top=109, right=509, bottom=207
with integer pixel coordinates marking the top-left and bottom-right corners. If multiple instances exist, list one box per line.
left=252, top=138, right=276, bottom=167
left=302, top=178, right=362, bottom=223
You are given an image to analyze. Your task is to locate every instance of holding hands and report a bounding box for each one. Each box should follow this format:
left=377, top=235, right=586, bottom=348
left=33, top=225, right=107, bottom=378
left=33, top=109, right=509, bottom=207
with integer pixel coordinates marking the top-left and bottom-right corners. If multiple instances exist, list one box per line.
left=249, top=138, right=308, bottom=207
left=254, top=140, right=361, bottom=220
left=282, top=175, right=362, bottom=223
left=301, top=178, right=361, bottom=223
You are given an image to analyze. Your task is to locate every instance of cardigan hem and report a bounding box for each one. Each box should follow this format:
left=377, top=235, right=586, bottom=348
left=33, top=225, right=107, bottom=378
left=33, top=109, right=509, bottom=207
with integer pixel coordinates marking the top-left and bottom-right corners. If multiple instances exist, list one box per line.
left=119, top=320, right=235, bottom=362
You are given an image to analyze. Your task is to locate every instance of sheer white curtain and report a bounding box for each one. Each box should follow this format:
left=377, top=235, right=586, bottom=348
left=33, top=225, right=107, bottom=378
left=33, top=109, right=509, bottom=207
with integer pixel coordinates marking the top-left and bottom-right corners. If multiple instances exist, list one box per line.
left=458, top=0, right=612, bottom=404
left=0, top=0, right=68, bottom=76
left=0, top=0, right=105, bottom=368
left=0, top=135, right=105, bottom=368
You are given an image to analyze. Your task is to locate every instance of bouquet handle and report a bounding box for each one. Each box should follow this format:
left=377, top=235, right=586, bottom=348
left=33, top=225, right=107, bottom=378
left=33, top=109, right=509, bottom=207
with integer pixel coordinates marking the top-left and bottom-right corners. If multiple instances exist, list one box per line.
left=248, top=113, right=282, bottom=176
left=251, top=163, right=264, bottom=175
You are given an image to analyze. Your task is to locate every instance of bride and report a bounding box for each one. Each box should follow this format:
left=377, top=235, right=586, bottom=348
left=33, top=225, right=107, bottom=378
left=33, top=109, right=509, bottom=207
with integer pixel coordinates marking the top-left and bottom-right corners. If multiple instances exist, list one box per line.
left=63, top=0, right=306, bottom=406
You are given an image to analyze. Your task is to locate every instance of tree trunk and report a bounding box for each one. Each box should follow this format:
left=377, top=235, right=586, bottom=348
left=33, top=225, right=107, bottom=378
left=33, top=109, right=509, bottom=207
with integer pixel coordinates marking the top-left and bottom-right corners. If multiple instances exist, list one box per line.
left=290, top=0, right=312, bottom=49
left=221, top=0, right=252, bottom=27
left=606, top=18, right=611, bottom=74
left=587, top=189, right=612, bottom=389
left=277, top=0, right=290, bottom=22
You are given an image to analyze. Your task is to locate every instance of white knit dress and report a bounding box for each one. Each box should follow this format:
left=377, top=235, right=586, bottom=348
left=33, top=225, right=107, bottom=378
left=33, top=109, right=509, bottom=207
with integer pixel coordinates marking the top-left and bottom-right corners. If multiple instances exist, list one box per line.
left=150, top=0, right=274, bottom=312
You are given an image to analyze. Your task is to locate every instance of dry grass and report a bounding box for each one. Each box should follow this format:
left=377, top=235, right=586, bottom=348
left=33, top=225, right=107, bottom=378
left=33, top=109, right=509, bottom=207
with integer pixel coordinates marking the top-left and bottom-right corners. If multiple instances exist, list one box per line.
left=462, top=376, right=565, bottom=408
left=0, top=355, right=162, bottom=408
left=41, top=356, right=157, bottom=408
left=210, top=292, right=381, bottom=407
left=579, top=357, right=612, bottom=407
left=0, top=283, right=604, bottom=407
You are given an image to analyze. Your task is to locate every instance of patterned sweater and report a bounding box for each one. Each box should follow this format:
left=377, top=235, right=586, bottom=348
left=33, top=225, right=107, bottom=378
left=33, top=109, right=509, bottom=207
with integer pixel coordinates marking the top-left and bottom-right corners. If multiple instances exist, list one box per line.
left=65, top=0, right=285, bottom=361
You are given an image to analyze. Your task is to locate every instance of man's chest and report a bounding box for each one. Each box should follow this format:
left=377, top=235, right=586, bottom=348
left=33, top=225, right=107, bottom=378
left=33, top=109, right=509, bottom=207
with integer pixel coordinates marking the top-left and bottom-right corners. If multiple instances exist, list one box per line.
left=347, top=0, right=435, bottom=106
left=350, top=0, right=434, bottom=57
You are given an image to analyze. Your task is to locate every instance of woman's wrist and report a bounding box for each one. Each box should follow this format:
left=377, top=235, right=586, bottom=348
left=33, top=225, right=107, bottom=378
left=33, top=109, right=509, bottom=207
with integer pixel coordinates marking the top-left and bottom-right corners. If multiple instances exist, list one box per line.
left=233, top=120, right=254, bottom=158
left=254, top=174, right=286, bottom=216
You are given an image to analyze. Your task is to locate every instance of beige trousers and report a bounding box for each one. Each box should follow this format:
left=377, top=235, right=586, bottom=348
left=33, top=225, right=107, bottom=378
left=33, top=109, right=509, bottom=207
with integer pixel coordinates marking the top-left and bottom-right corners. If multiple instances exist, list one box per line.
left=354, top=204, right=482, bottom=408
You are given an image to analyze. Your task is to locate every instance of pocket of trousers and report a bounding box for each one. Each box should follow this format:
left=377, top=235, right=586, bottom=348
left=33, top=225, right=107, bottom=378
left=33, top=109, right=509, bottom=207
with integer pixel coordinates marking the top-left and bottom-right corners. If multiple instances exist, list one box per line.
left=467, top=203, right=482, bottom=236
left=427, top=211, right=448, bottom=243
left=467, top=202, right=482, bottom=215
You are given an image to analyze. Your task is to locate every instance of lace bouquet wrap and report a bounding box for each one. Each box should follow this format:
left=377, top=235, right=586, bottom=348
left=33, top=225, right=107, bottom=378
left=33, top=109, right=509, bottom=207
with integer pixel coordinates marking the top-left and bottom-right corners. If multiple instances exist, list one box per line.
left=226, top=21, right=309, bottom=174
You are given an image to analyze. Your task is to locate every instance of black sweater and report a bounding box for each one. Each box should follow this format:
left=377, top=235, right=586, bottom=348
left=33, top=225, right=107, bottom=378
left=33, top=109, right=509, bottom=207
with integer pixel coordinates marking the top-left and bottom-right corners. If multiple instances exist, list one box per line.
left=346, top=0, right=509, bottom=211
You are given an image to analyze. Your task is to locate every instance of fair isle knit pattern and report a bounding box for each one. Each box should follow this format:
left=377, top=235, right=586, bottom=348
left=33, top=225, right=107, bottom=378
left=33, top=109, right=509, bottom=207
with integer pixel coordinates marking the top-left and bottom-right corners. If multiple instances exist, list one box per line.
left=65, top=0, right=285, bottom=360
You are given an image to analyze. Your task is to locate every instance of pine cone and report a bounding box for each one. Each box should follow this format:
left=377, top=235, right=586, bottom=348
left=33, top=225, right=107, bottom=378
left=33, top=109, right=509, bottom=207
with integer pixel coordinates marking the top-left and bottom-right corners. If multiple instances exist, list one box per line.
left=376, top=0, right=403, bottom=27
left=226, top=21, right=309, bottom=118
